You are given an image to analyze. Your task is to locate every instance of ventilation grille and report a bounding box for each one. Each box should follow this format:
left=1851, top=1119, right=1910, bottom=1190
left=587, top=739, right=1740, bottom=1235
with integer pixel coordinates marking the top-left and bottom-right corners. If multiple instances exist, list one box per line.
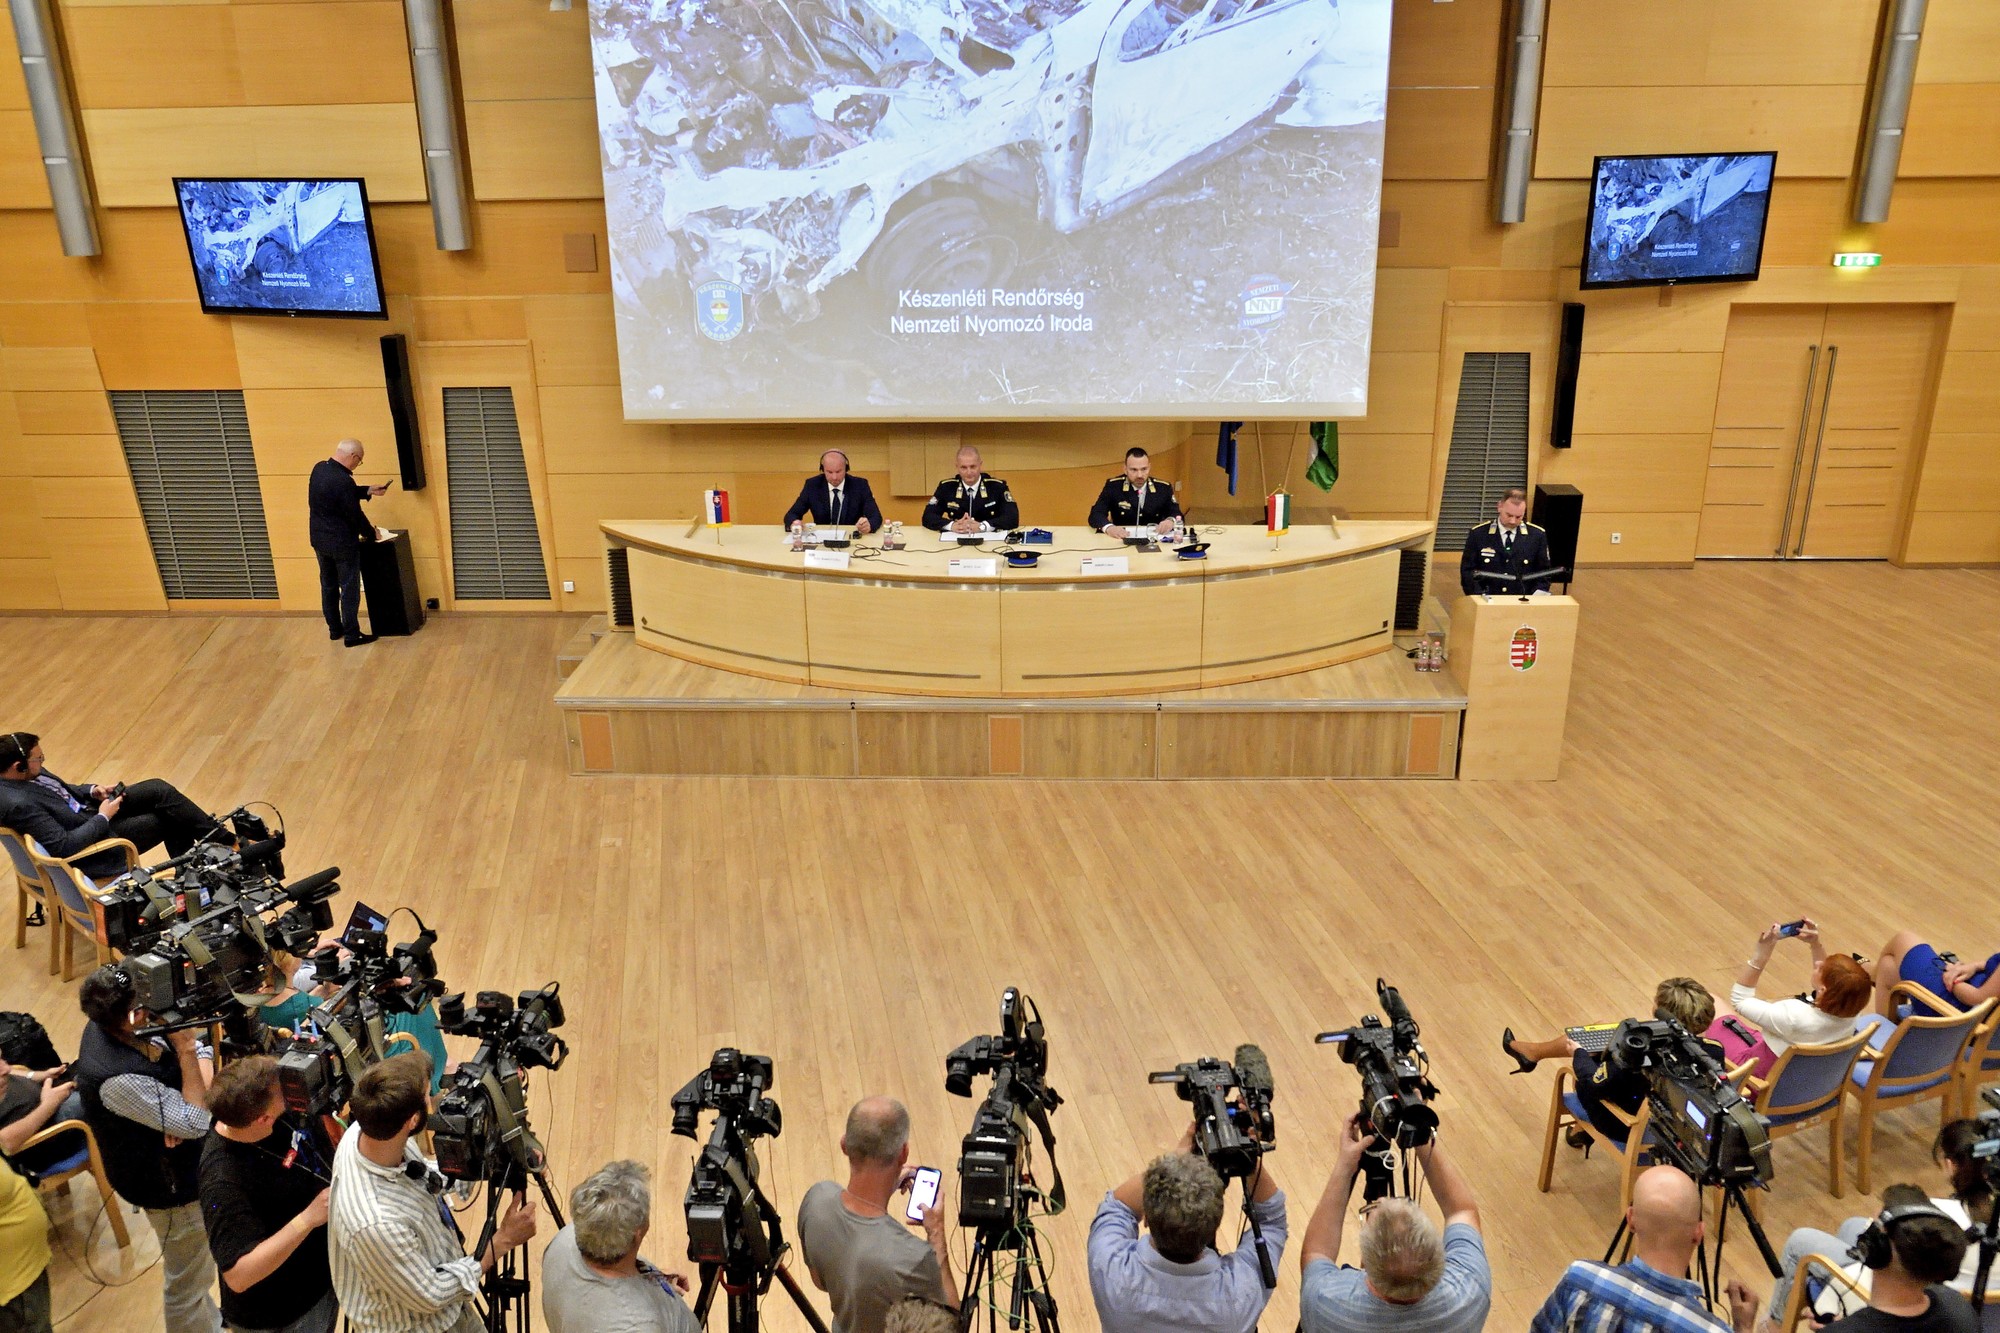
left=1436, top=352, right=1531, bottom=552
left=604, top=546, right=633, bottom=629
left=443, top=387, right=549, bottom=600
left=111, top=390, right=277, bottom=600
left=1394, top=547, right=1427, bottom=632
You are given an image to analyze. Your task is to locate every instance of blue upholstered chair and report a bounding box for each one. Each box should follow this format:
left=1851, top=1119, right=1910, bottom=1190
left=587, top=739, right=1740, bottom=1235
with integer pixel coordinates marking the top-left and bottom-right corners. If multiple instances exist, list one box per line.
left=1741, top=1029, right=1870, bottom=1198
left=0, top=830, right=56, bottom=975
left=1537, top=1064, right=1656, bottom=1221
left=1846, top=984, right=1993, bottom=1194
left=23, top=835, right=137, bottom=981
left=1957, top=1005, right=2000, bottom=1120
left=10, top=1118, right=131, bottom=1249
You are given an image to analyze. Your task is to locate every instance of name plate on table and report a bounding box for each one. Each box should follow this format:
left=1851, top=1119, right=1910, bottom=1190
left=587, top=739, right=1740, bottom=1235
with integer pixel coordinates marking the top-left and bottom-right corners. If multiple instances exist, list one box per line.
left=804, top=549, right=851, bottom=570
left=947, top=557, right=998, bottom=577
left=1079, top=556, right=1129, bottom=575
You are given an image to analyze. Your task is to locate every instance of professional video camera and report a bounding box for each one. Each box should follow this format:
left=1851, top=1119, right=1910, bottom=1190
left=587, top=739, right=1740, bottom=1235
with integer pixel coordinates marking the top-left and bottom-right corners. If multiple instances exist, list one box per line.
left=1606, top=1017, right=1772, bottom=1188
left=1147, top=1045, right=1276, bottom=1182
left=428, top=983, right=566, bottom=1185
left=1149, top=1043, right=1279, bottom=1288
left=669, top=1049, right=826, bottom=1333
left=96, top=806, right=286, bottom=953
left=274, top=917, right=445, bottom=1118
left=120, top=859, right=341, bottom=1055
left=1316, top=979, right=1437, bottom=1201
left=1969, top=1090, right=2000, bottom=1313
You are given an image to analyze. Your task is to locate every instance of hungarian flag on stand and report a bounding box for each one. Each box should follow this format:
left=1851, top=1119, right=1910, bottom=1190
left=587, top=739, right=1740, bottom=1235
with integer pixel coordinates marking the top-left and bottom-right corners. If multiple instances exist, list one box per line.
left=702, top=489, right=731, bottom=526
left=1306, top=421, right=1339, bottom=490
left=1266, top=491, right=1291, bottom=535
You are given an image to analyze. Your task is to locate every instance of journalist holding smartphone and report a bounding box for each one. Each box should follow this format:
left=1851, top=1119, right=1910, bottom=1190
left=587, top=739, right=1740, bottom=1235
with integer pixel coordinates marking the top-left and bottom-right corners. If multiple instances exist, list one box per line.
left=1706, top=919, right=1873, bottom=1080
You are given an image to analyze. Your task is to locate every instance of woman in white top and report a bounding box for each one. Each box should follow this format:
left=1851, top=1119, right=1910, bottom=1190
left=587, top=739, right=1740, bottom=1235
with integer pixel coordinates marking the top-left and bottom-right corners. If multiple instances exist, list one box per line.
left=1709, top=919, right=1875, bottom=1080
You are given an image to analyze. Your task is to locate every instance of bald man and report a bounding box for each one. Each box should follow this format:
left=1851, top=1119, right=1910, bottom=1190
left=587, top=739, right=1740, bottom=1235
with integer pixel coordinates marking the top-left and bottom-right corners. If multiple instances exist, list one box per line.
left=797, top=1097, right=956, bottom=1333
left=1530, top=1166, right=1760, bottom=1333
left=308, top=439, right=389, bottom=647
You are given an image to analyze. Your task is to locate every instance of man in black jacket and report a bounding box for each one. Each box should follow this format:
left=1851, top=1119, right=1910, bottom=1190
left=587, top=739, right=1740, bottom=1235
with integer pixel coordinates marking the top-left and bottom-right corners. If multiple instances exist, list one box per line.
left=0, top=731, right=222, bottom=881
left=1087, top=448, right=1181, bottom=538
left=783, top=450, right=882, bottom=534
left=922, top=446, right=1019, bottom=533
left=308, top=439, right=388, bottom=647
left=1459, top=487, right=1554, bottom=596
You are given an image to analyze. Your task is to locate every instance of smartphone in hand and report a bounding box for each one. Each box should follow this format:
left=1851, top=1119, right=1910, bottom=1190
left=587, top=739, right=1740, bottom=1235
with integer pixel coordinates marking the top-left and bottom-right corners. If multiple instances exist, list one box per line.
left=1776, top=919, right=1807, bottom=938
left=905, top=1166, right=941, bottom=1223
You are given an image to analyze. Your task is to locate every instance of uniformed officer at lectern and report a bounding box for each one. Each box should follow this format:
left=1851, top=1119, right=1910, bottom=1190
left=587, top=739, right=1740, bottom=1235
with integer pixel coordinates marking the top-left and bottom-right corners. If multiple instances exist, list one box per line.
left=923, top=446, right=1019, bottom=533
left=1088, top=447, right=1182, bottom=538
left=1460, top=486, right=1554, bottom=595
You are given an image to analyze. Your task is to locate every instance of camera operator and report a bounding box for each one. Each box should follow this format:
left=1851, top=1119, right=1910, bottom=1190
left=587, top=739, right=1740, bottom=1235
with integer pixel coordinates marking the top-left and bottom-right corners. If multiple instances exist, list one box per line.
left=1502, top=977, right=1720, bottom=1139
left=540, top=1160, right=695, bottom=1333
left=327, top=1053, right=539, bottom=1333
left=0, top=731, right=225, bottom=881
left=1530, top=1165, right=1760, bottom=1333
left=1298, top=1112, right=1488, bottom=1332
left=798, top=1096, right=958, bottom=1333
left=73, top=964, right=222, bottom=1333
left=1814, top=1186, right=1978, bottom=1333
left=1087, top=1122, right=1287, bottom=1333
left=198, top=1056, right=336, bottom=1333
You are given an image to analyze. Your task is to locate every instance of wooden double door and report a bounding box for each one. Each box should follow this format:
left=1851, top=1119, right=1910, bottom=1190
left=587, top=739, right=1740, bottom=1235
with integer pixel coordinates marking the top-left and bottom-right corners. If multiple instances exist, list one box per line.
left=1698, top=304, right=1942, bottom=559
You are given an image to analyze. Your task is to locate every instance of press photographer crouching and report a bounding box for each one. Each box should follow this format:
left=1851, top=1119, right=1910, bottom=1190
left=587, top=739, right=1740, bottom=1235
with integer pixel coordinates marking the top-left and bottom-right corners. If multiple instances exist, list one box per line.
left=542, top=1160, right=697, bottom=1333
left=198, top=1056, right=335, bottom=1333
left=1299, top=1112, right=1489, bottom=1332
left=328, top=1053, right=539, bottom=1333
left=74, top=964, right=222, bottom=1333
left=1502, top=976, right=1721, bottom=1139
left=1086, top=1121, right=1287, bottom=1333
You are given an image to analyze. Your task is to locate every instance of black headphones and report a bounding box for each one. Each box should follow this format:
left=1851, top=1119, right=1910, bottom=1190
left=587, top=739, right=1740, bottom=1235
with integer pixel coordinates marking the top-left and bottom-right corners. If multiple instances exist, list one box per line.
left=819, top=450, right=850, bottom=475
left=1, top=733, right=26, bottom=770
left=1850, top=1200, right=1957, bottom=1270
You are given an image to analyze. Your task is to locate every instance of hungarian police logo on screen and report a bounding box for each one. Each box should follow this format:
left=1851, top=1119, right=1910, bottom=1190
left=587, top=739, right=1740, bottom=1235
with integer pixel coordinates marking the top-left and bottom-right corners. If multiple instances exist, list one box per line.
left=694, top=280, right=746, bottom=342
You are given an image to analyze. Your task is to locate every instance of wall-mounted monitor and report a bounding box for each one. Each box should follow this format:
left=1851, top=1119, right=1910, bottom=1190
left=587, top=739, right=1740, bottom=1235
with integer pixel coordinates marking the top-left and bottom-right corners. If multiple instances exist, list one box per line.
left=173, top=178, right=388, bottom=318
left=1580, top=152, right=1775, bottom=290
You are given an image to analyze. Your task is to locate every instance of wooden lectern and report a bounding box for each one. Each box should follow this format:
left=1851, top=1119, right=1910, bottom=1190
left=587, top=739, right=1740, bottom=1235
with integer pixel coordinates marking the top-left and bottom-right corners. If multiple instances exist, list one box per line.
left=1448, top=593, right=1578, bottom=780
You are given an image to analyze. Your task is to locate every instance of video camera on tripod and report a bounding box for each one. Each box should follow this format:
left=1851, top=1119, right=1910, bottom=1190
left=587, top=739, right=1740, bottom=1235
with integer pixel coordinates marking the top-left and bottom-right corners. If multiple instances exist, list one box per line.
left=946, top=987, right=1065, bottom=1230
left=1316, top=979, right=1438, bottom=1201
left=1968, top=1090, right=2000, bottom=1313
left=1149, top=1043, right=1279, bottom=1287
left=96, top=806, right=286, bottom=953
left=274, top=916, right=444, bottom=1119
left=1608, top=1017, right=1772, bottom=1188
left=669, top=1048, right=826, bottom=1333
left=430, top=983, right=567, bottom=1186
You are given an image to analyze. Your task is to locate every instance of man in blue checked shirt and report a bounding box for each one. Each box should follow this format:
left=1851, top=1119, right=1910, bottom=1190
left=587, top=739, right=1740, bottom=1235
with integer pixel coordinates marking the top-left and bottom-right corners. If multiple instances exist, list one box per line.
left=1531, top=1166, right=1762, bottom=1333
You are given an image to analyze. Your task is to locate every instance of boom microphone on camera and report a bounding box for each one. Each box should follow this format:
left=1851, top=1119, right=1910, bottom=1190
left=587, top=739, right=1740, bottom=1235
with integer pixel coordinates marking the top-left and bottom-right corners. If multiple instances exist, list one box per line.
left=1233, top=1044, right=1273, bottom=1100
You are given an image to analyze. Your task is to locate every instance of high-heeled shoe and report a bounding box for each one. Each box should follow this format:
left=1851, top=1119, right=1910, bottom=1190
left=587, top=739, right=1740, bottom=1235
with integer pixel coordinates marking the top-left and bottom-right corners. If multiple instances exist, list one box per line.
left=1501, top=1027, right=1537, bottom=1075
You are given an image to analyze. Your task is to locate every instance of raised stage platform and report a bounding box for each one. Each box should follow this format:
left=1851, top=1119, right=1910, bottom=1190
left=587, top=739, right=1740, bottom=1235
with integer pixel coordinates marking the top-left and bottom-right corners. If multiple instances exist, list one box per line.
left=556, top=628, right=1467, bottom=779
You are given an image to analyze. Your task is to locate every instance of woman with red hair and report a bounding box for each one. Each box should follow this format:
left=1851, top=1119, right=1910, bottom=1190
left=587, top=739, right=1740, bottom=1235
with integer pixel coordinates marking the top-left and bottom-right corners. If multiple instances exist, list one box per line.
left=1708, top=919, right=1873, bottom=1079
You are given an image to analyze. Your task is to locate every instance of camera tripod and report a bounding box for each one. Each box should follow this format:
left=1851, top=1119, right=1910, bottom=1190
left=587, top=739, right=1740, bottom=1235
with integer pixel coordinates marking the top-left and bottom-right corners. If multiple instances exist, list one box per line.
left=959, top=1191, right=1060, bottom=1333
left=472, top=1162, right=568, bottom=1333
left=1601, top=1177, right=1780, bottom=1309
left=691, top=1249, right=828, bottom=1333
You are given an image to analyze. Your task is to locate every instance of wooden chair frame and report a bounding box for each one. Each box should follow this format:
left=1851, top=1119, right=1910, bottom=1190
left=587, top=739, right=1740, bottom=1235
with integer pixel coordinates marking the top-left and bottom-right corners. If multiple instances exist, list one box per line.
left=1958, top=1005, right=2000, bottom=1120
left=1538, top=1065, right=1655, bottom=1218
left=1846, top=983, right=1993, bottom=1194
left=14, top=1118, right=132, bottom=1249
left=25, top=835, right=138, bottom=981
left=1, top=829, right=57, bottom=976
left=1741, top=1028, right=1872, bottom=1198
left=1777, top=1253, right=1871, bottom=1332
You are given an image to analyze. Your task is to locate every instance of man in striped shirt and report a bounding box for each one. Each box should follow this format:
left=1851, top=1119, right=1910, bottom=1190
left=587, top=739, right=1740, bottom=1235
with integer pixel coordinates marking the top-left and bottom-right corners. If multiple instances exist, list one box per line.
left=327, top=1054, right=538, bottom=1333
left=1530, top=1167, right=1761, bottom=1333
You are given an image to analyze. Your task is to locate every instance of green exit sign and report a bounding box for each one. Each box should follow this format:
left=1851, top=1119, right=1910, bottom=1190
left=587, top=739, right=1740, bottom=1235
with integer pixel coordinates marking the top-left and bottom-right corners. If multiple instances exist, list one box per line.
left=1833, top=252, right=1882, bottom=268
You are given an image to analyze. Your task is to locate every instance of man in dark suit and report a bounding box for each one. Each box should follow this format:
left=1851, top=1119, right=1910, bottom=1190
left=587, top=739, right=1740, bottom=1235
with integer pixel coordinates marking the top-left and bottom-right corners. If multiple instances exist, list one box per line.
left=1459, top=486, right=1554, bottom=596
left=783, top=450, right=882, bottom=533
left=309, top=439, right=388, bottom=647
left=923, top=446, right=1018, bottom=533
left=0, top=731, right=222, bottom=880
left=1087, top=447, right=1181, bottom=538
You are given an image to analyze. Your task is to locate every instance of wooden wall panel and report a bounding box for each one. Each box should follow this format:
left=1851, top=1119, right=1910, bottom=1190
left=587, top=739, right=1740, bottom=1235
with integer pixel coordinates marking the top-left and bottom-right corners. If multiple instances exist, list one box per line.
left=1901, top=512, right=2000, bottom=564
left=15, top=391, right=115, bottom=435
left=233, top=319, right=393, bottom=389
left=44, top=518, right=166, bottom=610
left=1536, top=86, right=1868, bottom=179
left=1355, top=352, right=1440, bottom=434
left=29, top=476, right=141, bottom=520
left=1911, top=435, right=2000, bottom=513
left=0, top=211, right=200, bottom=304
left=1371, top=269, right=1448, bottom=352
left=454, top=1, right=594, bottom=102
left=0, top=559, right=61, bottom=609
left=1932, top=352, right=2000, bottom=434
left=0, top=111, right=52, bottom=211
left=523, top=294, right=619, bottom=386
left=1900, top=86, right=2000, bottom=178
left=81, top=106, right=427, bottom=207
left=0, top=485, right=47, bottom=556
left=1383, top=87, right=1493, bottom=181
left=65, top=5, right=413, bottom=109
left=1572, top=354, right=1723, bottom=436
left=371, top=202, right=611, bottom=298
left=243, top=388, right=397, bottom=474
left=0, top=304, right=92, bottom=348
left=1538, top=435, right=1710, bottom=512
left=1388, top=0, right=1503, bottom=86
left=1576, top=511, right=1702, bottom=565
left=465, top=100, right=602, bottom=201
left=63, top=7, right=241, bottom=108
left=413, top=298, right=528, bottom=343
left=1576, top=288, right=1734, bottom=354
left=4, top=435, right=126, bottom=477
left=1, top=347, right=101, bottom=391
left=1377, top=182, right=1502, bottom=268
left=86, top=304, right=239, bottom=390
left=1914, top=0, right=2000, bottom=84
left=1543, top=0, right=1879, bottom=87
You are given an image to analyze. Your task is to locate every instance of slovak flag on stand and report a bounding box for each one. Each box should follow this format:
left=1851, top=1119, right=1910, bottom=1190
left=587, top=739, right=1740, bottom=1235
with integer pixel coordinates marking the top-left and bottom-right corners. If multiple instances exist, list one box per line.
left=702, top=489, right=731, bottom=527
left=1265, top=490, right=1291, bottom=535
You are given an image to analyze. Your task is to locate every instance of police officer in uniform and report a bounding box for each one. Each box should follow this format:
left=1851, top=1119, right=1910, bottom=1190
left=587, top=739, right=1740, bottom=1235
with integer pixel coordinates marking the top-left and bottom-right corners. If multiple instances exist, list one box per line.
left=923, top=446, right=1019, bottom=533
left=1088, top=447, right=1182, bottom=538
left=1460, top=486, right=1554, bottom=595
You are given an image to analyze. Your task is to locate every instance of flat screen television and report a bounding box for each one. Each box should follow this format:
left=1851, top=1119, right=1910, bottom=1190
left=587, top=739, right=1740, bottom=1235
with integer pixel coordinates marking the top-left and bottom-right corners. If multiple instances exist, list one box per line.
left=173, top=178, right=388, bottom=318
left=1580, top=152, right=1775, bottom=290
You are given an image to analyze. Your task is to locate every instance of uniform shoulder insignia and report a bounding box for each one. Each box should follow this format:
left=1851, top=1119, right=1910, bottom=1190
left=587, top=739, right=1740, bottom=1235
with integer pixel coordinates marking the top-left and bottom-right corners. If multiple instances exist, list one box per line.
left=1525, top=522, right=1544, bottom=531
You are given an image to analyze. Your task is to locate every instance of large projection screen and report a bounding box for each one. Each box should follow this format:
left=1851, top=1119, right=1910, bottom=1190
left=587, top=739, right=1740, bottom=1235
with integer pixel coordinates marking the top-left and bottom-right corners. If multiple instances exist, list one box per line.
left=589, top=0, right=1391, bottom=420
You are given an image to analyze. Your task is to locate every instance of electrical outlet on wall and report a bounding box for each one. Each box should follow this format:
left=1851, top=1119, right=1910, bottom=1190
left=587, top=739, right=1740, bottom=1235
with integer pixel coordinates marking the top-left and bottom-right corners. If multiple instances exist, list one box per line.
left=1610, top=532, right=1622, bottom=545
left=562, top=580, right=576, bottom=592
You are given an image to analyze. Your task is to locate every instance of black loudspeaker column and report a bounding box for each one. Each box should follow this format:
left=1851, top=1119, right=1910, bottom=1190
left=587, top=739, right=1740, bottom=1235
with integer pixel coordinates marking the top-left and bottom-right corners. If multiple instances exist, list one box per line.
left=380, top=334, right=426, bottom=491
left=1550, top=301, right=1584, bottom=448
left=1532, top=483, right=1582, bottom=590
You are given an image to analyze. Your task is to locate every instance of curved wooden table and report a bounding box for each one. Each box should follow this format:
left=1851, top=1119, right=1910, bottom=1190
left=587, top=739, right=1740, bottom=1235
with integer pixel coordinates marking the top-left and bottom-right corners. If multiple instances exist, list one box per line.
left=602, top=521, right=1434, bottom=698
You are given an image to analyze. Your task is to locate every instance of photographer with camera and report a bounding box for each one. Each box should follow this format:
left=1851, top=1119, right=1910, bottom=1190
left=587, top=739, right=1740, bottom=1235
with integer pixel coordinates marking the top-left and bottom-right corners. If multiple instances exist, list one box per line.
left=73, top=964, right=222, bottom=1333
left=1087, top=1119, right=1286, bottom=1333
left=1531, top=1165, right=1760, bottom=1333
left=542, top=1159, right=697, bottom=1333
left=798, top=1097, right=957, bottom=1333
left=327, top=1053, right=539, bottom=1333
left=1502, top=977, right=1721, bottom=1139
left=1298, top=1111, right=1487, bottom=1332
left=198, top=1056, right=336, bottom=1333
left=0, top=731, right=226, bottom=881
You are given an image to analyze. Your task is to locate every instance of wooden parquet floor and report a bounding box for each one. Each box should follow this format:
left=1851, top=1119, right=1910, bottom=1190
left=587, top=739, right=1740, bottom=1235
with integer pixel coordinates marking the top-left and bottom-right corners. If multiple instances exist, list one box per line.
left=5, top=561, right=1998, bottom=1331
